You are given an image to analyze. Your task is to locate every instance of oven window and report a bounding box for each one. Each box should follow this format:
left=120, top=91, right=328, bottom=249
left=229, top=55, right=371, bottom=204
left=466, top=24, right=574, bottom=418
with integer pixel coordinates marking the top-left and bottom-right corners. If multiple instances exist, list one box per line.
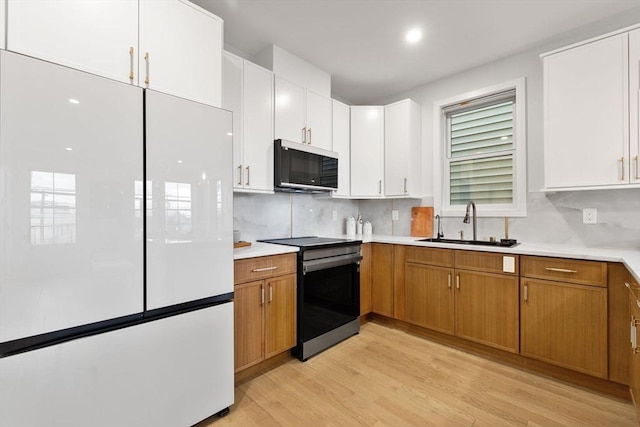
left=300, top=263, right=359, bottom=341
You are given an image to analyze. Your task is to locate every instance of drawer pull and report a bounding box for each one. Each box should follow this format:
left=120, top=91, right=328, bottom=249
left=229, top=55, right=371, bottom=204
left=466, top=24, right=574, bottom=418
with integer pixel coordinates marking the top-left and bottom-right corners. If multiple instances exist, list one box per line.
left=544, top=267, right=577, bottom=274
left=252, top=266, right=280, bottom=272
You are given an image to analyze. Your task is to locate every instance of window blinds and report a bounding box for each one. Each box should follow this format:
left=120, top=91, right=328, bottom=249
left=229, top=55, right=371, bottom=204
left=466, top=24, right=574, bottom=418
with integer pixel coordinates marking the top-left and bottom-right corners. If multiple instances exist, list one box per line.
left=447, top=97, right=515, bottom=206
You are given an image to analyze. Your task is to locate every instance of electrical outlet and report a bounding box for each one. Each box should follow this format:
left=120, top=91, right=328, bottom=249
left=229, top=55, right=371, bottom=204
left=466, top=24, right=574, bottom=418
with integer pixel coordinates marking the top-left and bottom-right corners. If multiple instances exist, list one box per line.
left=392, top=210, right=399, bottom=221
left=582, top=208, right=597, bottom=224
left=332, top=210, right=338, bottom=221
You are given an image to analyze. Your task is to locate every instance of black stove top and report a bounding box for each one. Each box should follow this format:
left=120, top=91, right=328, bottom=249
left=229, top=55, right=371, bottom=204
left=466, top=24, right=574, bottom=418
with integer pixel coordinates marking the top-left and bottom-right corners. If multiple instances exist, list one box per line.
left=259, top=236, right=361, bottom=248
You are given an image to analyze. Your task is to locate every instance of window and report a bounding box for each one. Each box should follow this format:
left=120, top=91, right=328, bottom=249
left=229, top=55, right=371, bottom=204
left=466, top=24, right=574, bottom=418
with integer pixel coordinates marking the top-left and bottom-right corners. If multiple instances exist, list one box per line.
left=434, top=78, right=526, bottom=217
left=30, top=171, right=76, bottom=245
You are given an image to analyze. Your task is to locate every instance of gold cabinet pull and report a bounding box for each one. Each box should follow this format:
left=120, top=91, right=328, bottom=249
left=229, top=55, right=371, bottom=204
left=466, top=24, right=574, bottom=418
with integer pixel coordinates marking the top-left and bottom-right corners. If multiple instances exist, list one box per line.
left=237, top=165, right=243, bottom=186
left=456, top=274, right=460, bottom=289
left=308, top=128, right=312, bottom=145
left=302, top=127, right=307, bottom=144
left=545, top=267, right=577, bottom=274
left=524, top=284, right=528, bottom=302
left=144, top=52, right=150, bottom=86
left=251, top=266, right=279, bottom=272
left=447, top=273, right=452, bottom=289
left=269, top=284, right=273, bottom=303
left=621, top=156, right=625, bottom=181
left=635, top=155, right=639, bottom=180
left=261, top=285, right=265, bottom=305
left=246, top=165, right=250, bottom=186
left=129, top=47, right=134, bottom=81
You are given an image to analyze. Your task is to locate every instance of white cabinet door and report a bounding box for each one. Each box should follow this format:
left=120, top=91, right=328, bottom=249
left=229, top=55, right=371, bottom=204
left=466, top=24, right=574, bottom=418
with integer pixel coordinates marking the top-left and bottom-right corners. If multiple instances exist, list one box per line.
left=6, top=0, right=138, bottom=84
left=0, top=51, right=144, bottom=342
left=145, top=90, right=233, bottom=310
left=350, top=106, right=384, bottom=197
left=306, top=90, right=333, bottom=150
left=332, top=100, right=350, bottom=197
left=384, top=99, right=421, bottom=197
left=275, top=76, right=306, bottom=144
left=544, top=33, right=629, bottom=188
left=243, top=61, right=275, bottom=192
left=223, top=52, right=244, bottom=189
left=0, top=0, right=5, bottom=50
left=139, top=0, right=223, bottom=107
left=630, top=29, right=640, bottom=184
left=0, top=304, right=234, bottom=427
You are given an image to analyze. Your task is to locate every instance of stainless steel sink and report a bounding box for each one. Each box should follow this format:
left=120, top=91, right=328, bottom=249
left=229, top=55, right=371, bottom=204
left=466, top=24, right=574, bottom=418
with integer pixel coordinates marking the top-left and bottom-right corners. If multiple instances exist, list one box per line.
left=417, top=237, right=518, bottom=248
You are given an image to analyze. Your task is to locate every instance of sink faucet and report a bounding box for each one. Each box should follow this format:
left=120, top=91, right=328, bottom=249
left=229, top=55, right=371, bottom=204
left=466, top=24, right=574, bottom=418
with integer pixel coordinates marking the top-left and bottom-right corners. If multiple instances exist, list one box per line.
left=463, top=200, right=477, bottom=241
left=435, top=214, right=444, bottom=238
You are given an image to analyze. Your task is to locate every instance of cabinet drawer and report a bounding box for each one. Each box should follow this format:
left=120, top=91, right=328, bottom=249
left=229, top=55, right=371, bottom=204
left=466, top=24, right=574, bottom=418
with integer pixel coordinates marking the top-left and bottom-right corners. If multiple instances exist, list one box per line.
left=405, top=246, right=454, bottom=267
left=234, top=253, right=296, bottom=284
left=521, top=256, right=606, bottom=287
left=455, top=251, right=519, bottom=275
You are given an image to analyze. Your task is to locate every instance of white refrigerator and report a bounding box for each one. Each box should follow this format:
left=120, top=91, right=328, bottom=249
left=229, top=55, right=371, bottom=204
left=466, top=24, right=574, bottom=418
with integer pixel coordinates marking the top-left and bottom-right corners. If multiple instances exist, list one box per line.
left=0, top=50, right=234, bottom=426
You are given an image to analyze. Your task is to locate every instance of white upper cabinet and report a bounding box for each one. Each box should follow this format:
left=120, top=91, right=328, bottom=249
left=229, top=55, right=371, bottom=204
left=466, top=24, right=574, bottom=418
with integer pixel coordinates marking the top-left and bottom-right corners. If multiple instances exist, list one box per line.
left=6, top=0, right=138, bottom=84
left=332, top=99, right=351, bottom=197
left=542, top=26, right=639, bottom=190
left=350, top=106, right=384, bottom=197
left=274, top=76, right=332, bottom=150
left=384, top=99, right=421, bottom=197
left=139, top=0, right=222, bottom=107
left=6, top=0, right=222, bottom=106
left=0, top=0, right=5, bottom=50
left=223, top=52, right=274, bottom=193
left=629, top=28, right=640, bottom=184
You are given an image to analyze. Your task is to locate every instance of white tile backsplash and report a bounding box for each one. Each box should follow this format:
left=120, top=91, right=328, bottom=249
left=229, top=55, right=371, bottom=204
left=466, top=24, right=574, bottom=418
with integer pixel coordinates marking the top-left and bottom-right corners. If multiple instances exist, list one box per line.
left=235, top=189, right=639, bottom=249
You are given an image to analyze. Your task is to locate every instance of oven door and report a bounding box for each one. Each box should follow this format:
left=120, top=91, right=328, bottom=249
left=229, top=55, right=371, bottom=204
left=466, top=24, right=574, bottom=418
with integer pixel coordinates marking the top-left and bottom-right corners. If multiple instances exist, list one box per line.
left=299, top=255, right=360, bottom=343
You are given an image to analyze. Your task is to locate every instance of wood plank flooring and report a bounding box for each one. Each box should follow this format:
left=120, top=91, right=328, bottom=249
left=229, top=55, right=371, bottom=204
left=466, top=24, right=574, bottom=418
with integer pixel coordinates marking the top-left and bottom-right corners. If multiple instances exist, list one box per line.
left=198, top=322, right=637, bottom=426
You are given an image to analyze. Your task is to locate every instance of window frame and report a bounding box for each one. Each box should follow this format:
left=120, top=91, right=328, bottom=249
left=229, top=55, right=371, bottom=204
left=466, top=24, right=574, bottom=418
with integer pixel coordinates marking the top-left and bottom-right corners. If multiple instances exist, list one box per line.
left=433, top=78, right=527, bottom=217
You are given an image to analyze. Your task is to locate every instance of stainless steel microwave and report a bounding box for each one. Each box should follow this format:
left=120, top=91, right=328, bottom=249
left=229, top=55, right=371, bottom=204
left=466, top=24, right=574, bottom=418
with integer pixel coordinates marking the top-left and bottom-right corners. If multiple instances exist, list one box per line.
left=274, top=139, right=338, bottom=193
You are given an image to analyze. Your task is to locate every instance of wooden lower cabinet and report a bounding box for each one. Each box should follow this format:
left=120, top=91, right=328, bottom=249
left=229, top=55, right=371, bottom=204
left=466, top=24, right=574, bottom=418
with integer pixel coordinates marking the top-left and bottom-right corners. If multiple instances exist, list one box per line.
left=404, top=248, right=519, bottom=353
left=360, top=243, right=372, bottom=316
left=455, top=270, right=519, bottom=353
left=629, top=278, right=640, bottom=421
left=234, top=254, right=296, bottom=373
left=371, top=243, right=394, bottom=317
left=609, top=263, right=631, bottom=384
left=520, top=277, right=607, bottom=378
left=405, top=263, right=454, bottom=334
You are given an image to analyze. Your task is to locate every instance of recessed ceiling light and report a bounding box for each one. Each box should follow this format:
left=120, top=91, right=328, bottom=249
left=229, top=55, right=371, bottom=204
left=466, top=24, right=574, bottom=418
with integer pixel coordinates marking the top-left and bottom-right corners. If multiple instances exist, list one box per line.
left=65, top=147, right=73, bottom=151
left=69, top=98, right=80, bottom=104
left=177, top=160, right=183, bottom=164
left=406, top=28, right=422, bottom=44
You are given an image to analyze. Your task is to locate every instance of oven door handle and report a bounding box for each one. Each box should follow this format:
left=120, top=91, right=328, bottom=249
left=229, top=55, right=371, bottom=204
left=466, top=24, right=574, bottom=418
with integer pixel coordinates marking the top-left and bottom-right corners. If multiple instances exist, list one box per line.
left=302, top=254, right=362, bottom=275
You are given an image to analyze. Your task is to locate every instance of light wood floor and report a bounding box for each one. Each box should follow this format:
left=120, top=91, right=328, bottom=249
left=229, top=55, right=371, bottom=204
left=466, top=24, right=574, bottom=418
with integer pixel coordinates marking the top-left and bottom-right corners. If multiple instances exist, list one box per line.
left=199, top=322, right=637, bottom=426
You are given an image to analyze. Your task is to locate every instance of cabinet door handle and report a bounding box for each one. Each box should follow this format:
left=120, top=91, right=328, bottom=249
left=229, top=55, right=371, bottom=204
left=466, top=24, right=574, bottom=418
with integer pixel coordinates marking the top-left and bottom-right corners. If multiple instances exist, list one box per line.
left=237, top=165, right=243, bottom=186
left=269, top=285, right=273, bottom=303
left=246, top=165, right=250, bottom=186
left=308, top=128, right=312, bottom=145
left=302, top=127, right=307, bottom=144
left=447, top=273, right=451, bottom=289
left=378, top=180, right=382, bottom=195
left=524, top=284, right=528, bottom=302
left=621, top=157, right=625, bottom=181
left=144, top=52, right=150, bottom=86
left=635, top=155, right=639, bottom=180
left=404, top=178, right=407, bottom=194
left=261, top=285, right=265, bottom=305
left=544, top=267, right=577, bottom=274
left=129, top=47, right=134, bottom=81
left=456, top=274, right=460, bottom=289
left=251, top=266, right=280, bottom=272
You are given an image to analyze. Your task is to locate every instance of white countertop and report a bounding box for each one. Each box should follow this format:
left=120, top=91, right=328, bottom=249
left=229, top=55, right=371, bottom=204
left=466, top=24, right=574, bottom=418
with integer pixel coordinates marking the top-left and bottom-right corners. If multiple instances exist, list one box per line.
left=233, top=235, right=640, bottom=283
left=233, top=241, right=299, bottom=260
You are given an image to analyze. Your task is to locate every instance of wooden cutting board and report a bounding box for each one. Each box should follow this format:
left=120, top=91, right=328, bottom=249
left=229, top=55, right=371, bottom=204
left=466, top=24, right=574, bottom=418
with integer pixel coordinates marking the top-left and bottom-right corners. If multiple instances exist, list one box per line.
left=411, top=206, right=434, bottom=237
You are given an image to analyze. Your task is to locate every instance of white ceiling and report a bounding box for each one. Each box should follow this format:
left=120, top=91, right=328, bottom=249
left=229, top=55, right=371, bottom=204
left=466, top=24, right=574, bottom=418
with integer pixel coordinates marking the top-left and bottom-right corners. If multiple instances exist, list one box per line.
left=194, top=0, right=640, bottom=104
